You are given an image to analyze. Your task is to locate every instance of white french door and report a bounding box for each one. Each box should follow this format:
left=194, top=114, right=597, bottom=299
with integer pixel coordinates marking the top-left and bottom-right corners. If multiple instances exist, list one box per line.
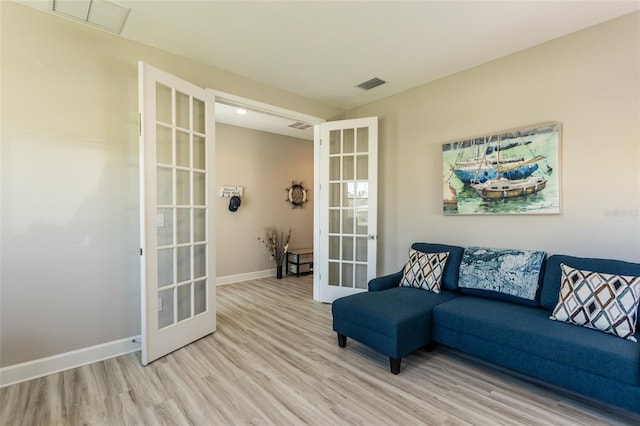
left=138, top=62, right=216, bottom=365
left=315, top=117, right=378, bottom=303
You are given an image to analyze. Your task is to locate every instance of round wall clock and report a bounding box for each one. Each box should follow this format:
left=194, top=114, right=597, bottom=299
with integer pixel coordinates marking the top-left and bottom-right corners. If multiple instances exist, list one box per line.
left=286, top=181, right=308, bottom=208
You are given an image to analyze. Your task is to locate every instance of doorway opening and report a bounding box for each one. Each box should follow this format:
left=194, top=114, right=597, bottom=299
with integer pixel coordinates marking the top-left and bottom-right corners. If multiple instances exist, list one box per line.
left=210, top=90, right=323, bottom=296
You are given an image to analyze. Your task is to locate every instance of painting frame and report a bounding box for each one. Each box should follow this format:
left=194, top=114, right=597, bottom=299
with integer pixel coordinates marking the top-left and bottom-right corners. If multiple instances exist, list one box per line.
left=442, top=122, right=561, bottom=215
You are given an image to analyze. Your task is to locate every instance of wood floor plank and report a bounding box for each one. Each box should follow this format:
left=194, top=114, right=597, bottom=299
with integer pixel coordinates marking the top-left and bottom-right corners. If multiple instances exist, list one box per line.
left=2, top=275, right=639, bottom=425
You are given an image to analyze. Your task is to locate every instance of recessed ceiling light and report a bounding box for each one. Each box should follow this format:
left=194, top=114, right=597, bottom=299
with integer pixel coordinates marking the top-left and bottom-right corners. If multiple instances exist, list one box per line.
left=236, top=108, right=248, bottom=115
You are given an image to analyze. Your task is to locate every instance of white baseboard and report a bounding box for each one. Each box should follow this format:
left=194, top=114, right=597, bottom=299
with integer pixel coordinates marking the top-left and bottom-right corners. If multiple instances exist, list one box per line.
left=1, top=273, right=271, bottom=388
left=0, top=335, right=141, bottom=388
left=216, top=269, right=275, bottom=286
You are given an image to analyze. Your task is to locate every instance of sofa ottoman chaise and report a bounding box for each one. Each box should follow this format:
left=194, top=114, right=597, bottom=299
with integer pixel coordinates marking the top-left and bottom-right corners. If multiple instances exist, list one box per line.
left=332, top=286, right=458, bottom=373
left=332, top=243, right=464, bottom=374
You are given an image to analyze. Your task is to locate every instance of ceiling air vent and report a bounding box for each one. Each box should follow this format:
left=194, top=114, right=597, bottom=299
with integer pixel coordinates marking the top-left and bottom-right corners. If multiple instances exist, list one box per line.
left=356, top=77, right=386, bottom=91
left=51, top=0, right=131, bottom=34
left=287, top=122, right=313, bottom=131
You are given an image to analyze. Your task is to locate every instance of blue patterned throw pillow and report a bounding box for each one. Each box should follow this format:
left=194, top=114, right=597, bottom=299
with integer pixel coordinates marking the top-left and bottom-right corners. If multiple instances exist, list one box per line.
left=550, top=264, right=640, bottom=341
left=458, top=247, right=546, bottom=303
left=399, top=249, right=449, bottom=294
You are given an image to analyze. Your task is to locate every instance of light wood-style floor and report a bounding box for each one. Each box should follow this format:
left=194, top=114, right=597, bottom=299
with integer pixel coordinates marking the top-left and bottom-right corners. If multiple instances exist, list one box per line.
left=2, top=275, right=640, bottom=425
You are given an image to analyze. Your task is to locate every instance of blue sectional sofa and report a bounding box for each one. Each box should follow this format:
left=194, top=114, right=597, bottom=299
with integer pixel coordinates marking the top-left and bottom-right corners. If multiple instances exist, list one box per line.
left=331, top=243, right=640, bottom=413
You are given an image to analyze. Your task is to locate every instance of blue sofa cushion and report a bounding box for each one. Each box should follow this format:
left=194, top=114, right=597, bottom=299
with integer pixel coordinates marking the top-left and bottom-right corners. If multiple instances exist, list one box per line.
left=399, top=249, right=449, bottom=293
left=411, top=243, right=465, bottom=291
left=432, top=296, right=640, bottom=386
left=550, top=263, right=640, bottom=342
left=541, top=255, right=640, bottom=330
left=458, top=247, right=546, bottom=306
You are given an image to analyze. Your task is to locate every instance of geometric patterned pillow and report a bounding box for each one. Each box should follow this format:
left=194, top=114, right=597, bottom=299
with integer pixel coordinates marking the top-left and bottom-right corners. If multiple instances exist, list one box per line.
left=550, top=263, right=640, bottom=342
left=399, top=249, right=449, bottom=294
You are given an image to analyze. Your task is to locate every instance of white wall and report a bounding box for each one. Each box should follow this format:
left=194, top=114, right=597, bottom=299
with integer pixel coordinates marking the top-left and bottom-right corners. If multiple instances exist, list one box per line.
left=347, top=12, right=640, bottom=273
left=0, top=2, right=339, bottom=368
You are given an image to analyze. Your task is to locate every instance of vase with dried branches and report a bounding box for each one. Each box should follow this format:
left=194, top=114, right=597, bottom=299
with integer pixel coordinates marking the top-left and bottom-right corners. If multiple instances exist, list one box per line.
left=257, top=226, right=291, bottom=279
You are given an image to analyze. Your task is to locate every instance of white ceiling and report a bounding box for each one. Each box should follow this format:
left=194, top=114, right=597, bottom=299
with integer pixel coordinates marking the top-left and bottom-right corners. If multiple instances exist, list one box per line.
left=16, top=0, right=640, bottom=139
left=121, top=0, right=638, bottom=110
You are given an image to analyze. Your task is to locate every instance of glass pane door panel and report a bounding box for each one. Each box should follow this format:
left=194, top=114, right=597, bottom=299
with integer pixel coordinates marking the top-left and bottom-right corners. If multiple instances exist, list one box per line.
left=329, top=236, right=340, bottom=260
left=175, top=91, right=190, bottom=129
left=193, top=99, right=205, bottom=134
left=329, top=262, right=339, bottom=285
left=329, top=157, right=340, bottom=180
left=176, top=208, right=190, bottom=244
left=158, top=288, right=175, bottom=329
left=329, top=130, right=340, bottom=154
left=342, top=210, right=354, bottom=234
left=357, top=182, right=368, bottom=198
left=157, top=125, right=172, bottom=165
left=156, top=83, right=172, bottom=124
left=194, top=244, right=206, bottom=279
left=193, top=208, right=206, bottom=242
left=157, top=167, right=173, bottom=205
left=356, top=155, right=368, bottom=180
left=329, top=183, right=340, bottom=207
left=177, top=246, right=191, bottom=282
left=343, top=183, right=353, bottom=207
left=194, top=280, right=207, bottom=315
left=343, top=129, right=354, bottom=153
left=153, top=82, right=208, bottom=332
left=157, top=208, right=173, bottom=246
left=356, top=264, right=368, bottom=289
left=193, top=136, right=205, bottom=170
left=329, top=210, right=340, bottom=233
left=176, top=170, right=190, bottom=205
left=343, top=156, right=354, bottom=180
left=357, top=128, right=369, bottom=152
left=193, top=172, right=206, bottom=206
left=342, top=236, right=354, bottom=261
left=356, top=211, right=368, bottom=234
left=157, top=249, right=174, bottom=287
left=155, top=89, right=208, bottom=335
left=356, top=237, right=368, bottom=261
left=176, top=130, right=190, bottom=168
left=342, top=263, right=354, bottom=287
left=177, top=283, right=191, bottom=322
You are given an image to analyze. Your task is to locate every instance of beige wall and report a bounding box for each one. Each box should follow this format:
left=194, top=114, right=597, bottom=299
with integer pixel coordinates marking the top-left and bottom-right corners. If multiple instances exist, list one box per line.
left=347, top=12, right=640, bottom=273
left=0, top=2, right=335, bottom=367
left=215, top=124, right=313, bottom=277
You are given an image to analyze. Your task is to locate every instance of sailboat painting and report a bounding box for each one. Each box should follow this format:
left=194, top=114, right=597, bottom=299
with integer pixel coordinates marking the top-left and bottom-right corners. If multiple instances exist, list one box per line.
left=442, top=122, right=561, bottom=215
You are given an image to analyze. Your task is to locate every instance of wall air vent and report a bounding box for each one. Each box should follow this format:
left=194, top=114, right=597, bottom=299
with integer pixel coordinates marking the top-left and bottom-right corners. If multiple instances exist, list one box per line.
left=287, top=122, right=313, bottom=131
left=356, top=77, right=386, bottom=91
